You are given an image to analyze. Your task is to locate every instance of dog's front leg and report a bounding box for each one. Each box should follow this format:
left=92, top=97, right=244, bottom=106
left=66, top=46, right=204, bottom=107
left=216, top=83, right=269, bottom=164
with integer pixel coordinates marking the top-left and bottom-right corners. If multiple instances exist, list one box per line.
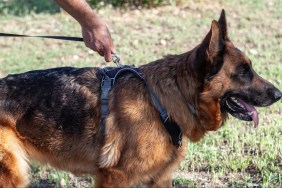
left=95, top=168, right=134, bottom=188
left=144, top=176, right=173, bottom=188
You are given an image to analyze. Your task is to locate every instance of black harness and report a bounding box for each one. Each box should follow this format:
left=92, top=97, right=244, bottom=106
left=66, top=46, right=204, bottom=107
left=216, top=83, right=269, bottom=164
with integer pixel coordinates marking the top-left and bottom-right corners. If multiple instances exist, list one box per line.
left=100, top=66, right=182, bottom=147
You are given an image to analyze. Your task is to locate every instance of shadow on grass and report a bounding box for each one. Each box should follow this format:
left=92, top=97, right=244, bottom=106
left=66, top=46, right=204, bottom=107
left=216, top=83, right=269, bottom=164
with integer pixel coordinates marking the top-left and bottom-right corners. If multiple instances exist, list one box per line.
left=30, top=179, right=56, bottom=188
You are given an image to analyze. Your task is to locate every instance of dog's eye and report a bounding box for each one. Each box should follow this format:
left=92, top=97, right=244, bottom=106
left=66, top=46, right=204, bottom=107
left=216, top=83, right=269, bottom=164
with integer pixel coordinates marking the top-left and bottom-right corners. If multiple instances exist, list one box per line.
left=240, top=64, right=249, bottom=75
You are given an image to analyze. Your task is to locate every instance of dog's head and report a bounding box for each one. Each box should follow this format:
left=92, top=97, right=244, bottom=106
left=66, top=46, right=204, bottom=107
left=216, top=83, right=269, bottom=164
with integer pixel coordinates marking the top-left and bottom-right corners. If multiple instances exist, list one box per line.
left=197, top=10, right=281, bottom=127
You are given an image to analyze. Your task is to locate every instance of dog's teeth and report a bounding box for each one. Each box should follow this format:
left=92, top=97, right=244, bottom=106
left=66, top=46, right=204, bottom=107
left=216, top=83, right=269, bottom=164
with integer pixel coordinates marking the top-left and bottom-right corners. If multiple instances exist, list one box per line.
left=231, top=98, right=245, bottom=109
left=231, top=97, right=238, bottom=103
left=231, top=97, right=241, bottom=105
left=248, top=112, right=253, bottom=116
left=226, top=100, right=236, bottom=111
left=238, top=103, right=244, bottom=108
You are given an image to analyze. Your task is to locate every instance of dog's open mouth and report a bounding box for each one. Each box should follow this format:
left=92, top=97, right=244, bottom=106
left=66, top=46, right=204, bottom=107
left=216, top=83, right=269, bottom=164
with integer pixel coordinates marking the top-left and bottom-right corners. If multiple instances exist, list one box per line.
left=223, top=96, right=259, bottom=127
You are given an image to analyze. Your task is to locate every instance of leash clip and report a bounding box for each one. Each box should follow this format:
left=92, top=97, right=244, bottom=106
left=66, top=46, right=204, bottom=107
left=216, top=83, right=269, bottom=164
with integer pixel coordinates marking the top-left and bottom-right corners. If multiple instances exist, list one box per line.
left=112, top=54, right=123, bottom=67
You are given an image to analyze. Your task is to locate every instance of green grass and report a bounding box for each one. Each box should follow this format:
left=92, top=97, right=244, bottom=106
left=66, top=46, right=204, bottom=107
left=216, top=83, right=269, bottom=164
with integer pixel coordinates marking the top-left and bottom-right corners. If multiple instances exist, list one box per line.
left=0, top=0, right=281, bottom=187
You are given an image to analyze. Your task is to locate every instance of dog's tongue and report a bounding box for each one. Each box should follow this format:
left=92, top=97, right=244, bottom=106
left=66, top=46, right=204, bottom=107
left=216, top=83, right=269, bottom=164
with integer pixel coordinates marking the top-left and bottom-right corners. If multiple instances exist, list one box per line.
left=237, top=98, right=259, bottom=127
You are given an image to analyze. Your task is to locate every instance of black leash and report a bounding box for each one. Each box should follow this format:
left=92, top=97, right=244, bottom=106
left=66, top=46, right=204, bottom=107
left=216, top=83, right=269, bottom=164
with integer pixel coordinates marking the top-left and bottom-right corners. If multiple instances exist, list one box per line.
left=0, top=32, right=83, bottom=42
left=0, top=32, right=124, bottom=67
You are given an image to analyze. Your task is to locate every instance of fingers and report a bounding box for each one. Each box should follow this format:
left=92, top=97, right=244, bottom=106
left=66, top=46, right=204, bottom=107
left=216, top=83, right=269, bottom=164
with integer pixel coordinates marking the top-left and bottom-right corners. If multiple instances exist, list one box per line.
left=93, top=43, right=113, bottom=62
left=104, top=48, right=112, bottom=62
left=111, top=46, right=116, bottom=54
left=103, top=42, right=116, bottom=62
left=90, top=42, right=115, bottom=62
left=81, top=24, right=116, bottom=62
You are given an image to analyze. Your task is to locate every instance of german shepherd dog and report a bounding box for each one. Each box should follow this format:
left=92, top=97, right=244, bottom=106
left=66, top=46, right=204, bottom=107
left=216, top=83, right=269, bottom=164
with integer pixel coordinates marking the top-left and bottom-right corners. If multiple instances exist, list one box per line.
left=0, top=10, right=281, bottom=187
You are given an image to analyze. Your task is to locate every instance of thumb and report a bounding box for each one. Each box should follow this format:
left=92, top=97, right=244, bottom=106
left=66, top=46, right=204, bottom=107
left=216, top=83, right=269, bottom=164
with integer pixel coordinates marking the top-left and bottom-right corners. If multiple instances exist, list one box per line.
left=104, top=47, right=112, bottom=62
left=111, top=47, right=116, bottom=54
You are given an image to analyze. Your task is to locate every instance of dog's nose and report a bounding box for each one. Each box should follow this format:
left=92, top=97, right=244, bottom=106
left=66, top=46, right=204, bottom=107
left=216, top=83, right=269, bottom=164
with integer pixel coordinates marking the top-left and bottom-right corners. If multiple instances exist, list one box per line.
left=267, top=88, right=282, bottom=101
left=273, top=89, right=282, bottom=100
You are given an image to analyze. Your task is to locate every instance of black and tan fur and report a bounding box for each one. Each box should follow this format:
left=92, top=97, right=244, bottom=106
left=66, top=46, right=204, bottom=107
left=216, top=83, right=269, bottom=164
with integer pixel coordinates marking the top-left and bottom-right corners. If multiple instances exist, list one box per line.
left=0, top=10, right=281, bottom=187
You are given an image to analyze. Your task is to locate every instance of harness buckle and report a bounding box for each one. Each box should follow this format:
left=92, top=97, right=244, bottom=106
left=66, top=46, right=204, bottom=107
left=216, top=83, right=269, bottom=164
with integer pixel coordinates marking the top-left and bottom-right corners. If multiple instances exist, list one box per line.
left=112, top=54, right=123, bottom=67
left=177, top=133, right=183, bottom=148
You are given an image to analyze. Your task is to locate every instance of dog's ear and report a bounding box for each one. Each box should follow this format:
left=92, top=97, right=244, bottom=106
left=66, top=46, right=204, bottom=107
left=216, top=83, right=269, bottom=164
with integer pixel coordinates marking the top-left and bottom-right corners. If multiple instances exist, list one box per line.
left=206, top=20, right=224, bottom=62
left=195, top=15, right=225, bottom=80
left=218, top=9, right=228, bottom=40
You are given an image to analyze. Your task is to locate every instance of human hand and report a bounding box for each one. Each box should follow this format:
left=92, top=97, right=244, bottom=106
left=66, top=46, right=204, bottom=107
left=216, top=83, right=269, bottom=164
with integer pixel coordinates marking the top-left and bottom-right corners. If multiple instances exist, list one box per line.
left=82, top=21, right=115, bottom=62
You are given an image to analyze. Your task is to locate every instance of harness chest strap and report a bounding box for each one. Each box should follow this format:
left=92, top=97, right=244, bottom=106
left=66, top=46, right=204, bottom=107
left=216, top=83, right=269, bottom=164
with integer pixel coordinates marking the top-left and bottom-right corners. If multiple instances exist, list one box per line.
left=100, top=66, right=182, bottom=147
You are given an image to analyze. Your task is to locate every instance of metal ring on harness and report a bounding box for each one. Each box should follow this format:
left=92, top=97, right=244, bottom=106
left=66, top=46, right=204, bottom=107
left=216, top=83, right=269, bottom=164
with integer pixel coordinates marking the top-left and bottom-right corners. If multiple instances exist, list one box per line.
left=112, top=54, right=123, bottom=67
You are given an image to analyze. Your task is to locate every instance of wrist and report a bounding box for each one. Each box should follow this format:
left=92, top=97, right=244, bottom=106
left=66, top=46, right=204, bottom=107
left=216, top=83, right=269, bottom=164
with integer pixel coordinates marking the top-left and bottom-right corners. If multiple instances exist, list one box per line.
left=79, top=11, right=105, bottom=29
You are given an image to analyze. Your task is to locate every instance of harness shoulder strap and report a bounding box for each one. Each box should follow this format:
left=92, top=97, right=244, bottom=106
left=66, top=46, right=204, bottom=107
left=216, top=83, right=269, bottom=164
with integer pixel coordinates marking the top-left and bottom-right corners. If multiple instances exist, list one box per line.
left=100, top=70, right=112, bottom=127
left=100, top=66, right=143, bottom=126
left=100, top=66, right=182, bottom=147
left=149, top=91, right=182, bottom=147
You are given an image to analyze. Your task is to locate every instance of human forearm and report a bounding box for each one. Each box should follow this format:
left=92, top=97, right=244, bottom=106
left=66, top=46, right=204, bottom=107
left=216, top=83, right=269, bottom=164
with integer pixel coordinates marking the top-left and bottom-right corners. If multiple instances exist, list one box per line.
left=54, top=0, right=101, bottom=27
left=54, top=0, right=115, bottom=62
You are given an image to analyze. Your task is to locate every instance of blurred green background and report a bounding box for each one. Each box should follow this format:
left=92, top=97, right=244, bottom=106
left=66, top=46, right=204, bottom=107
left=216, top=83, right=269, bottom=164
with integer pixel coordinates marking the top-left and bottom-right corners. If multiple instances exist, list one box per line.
left=0, top=0, right=60, bottom=15
left=0, top=0, right=281, bottom=187
left=0, top=0, right=180, bottom=15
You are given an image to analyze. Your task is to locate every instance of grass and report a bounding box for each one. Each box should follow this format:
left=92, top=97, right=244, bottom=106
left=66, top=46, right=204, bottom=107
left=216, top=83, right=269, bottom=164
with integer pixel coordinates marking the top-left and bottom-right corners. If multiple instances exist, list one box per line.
left=0, top=0, right=281, bottom=187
